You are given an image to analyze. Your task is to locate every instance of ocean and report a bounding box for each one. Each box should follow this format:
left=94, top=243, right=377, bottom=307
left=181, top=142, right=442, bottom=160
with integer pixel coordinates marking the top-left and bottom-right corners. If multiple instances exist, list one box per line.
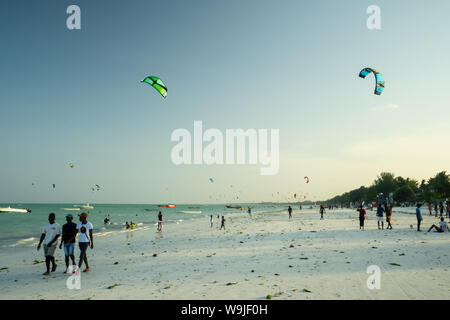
left=0, top=203, right=291, bottom=249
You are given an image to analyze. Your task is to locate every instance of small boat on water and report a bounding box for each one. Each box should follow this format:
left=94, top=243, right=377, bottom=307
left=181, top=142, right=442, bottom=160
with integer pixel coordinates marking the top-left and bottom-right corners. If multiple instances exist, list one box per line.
left=180, top=210, right=202, bottom=214
left=226, top=205, right=242, bottom=209
left=188, top=206, right=200, bottom=209
left=80, top=204, right=94, bottom=210
left=158, top=204, right=176, bottom=208
left=0, top=206, right=31, bottom=213
left=62, top=208, right=80, bottom=211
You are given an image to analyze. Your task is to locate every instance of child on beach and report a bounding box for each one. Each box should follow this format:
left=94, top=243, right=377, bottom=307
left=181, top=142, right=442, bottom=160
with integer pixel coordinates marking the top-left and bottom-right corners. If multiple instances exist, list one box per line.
left=37, top=213, right=61, bottom=275
left=427, top=217, right=449, bottom=233
left=59, top=214, right=77, bottom=273
left=357, top=205, right=366, bottom=230
left=376, top=204, right=384, bottom=230
left=416, top=204, right=423, bottom=231
left=157, top=211, right=163, bottom=231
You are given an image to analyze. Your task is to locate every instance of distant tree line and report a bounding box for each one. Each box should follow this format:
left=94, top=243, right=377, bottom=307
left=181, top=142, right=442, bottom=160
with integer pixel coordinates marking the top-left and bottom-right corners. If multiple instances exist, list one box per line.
left=322, top=171, right=450, bottom=206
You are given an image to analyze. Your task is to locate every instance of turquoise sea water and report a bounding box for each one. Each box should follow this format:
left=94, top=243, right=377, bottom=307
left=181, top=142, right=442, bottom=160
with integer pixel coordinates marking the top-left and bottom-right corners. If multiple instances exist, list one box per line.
left=0, top=203, right=288, bottom=248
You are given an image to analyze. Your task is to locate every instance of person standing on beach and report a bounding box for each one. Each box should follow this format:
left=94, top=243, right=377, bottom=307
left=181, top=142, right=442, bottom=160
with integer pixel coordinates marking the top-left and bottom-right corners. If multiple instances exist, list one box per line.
left=434, top=203, right=438, bottom=217
left=376, top=204, right=384, bottom=230
left=247, top=207, right=252, bottom=218
left=439, top=202, right=444, bottom=217
left=416, top=204, right=423, bottom=231
left=386, top=205, right=393, bottom=230
left=37, top=213, right=61, bottom=275
left=76, top=212, right=93, bottom=273
left=220, top=216, right=226, bottom=230
left=428, top=203, right=433, bottom=216
left=357, top=205, right=366, bottom=230
left=59, top=214, right=77, bottom=273
left=288, top=206, right=293, bottom=219
left=210, top=215, right=213, bottom=228
left=319, top=205, right=325, bottom=220
left=157, top=211, right=163, bottom=231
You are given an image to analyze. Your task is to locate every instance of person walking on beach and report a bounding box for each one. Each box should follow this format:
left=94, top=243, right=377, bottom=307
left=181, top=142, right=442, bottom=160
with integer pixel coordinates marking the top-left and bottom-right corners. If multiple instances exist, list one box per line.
left=386, top=204, right=393, bottom=230
left=357, top=205, right=366, bottom=230
left=319, top=205, right=325, bottom=220
left=59, top=214, right=77, bottom=273
left=220, top=216, right=226, bottom=230
left=416, top=203, right=423, bottom=232
left=288, top=206, right=293, bottom=219
left=428, top=203, right=433, bottom=216
left=210, top=215, right=213, bottom=228
left=76, top=212, right=93, bottom=273
left=37, top=213, right=61, bottom=275
left=157, top=211, right=163, bottom=231
left=427, top=217, right=449, bottom=233
left=247, top=207, right=252, bottom=218
left=376, top=204, right=384, bottom=230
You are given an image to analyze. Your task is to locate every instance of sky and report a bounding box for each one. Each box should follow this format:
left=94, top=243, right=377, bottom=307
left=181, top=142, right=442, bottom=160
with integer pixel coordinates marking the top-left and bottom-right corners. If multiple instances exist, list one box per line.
left=0, top=0, right=449, bottom=204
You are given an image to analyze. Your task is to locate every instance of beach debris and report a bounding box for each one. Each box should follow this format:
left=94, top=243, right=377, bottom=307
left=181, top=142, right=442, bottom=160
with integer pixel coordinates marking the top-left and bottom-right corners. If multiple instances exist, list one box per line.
left=226, top=282, right=237, bottom=286
left=114, top=262, right=119, bottom=265
left=33, top=260, right=45, bottom=264
left=153, top=253, right=158, bottom=257
left=141, top=76, right=167, bottom=98
left=107, top=284, right=119, bottom=289
left=359, top=67, right=385, bottom=95
left=303, top=288, right=312, bottom=293
left=389, top=263, right=401, bottom=266
left=0, top=267, right=8, bottom=271
left=266, top=295, right=273, bottom=299
left=164, top=286, right=171, bottom=289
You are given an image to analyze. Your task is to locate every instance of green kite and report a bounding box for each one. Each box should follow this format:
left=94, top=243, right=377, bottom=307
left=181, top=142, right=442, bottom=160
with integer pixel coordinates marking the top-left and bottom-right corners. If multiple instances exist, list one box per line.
left=141, top=76, right=167, bottom=98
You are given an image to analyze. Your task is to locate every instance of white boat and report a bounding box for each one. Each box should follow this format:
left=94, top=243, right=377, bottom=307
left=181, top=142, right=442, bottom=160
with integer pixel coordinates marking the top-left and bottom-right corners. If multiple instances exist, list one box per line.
left=62, top=208, right=80, bottom=211
left=79, top=204, right=94, bottom=210
left=0, top=206, right=31, bottom=213
left=180, top=210, right=202, bottom=214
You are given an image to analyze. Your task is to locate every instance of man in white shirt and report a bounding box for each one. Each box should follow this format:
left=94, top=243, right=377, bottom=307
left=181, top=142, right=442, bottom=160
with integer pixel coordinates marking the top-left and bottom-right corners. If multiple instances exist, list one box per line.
left=428, top=217, right=450, bottom=233
left=37, top=213, right=61, bottom=275
left=76, top=212, right=94, bottom=273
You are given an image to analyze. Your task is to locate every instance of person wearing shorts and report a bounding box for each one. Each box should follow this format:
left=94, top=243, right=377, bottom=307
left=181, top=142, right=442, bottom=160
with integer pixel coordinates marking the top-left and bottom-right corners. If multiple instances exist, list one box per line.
left=59, top=213, right=77, bottom=273
left=37, top=213, right=61, bottom=275
left=386, top=205, right=393, bottom=229
left=76, top=212, right=93, bottom=273
left=157, top=211, right=163, bottom=231
left=376, top=204, right=384, bottom=230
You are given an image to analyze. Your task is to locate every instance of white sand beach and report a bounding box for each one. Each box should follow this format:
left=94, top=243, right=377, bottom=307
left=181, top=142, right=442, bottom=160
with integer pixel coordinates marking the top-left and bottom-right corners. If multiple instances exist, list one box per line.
left=0, top=208, right=449, bottom=300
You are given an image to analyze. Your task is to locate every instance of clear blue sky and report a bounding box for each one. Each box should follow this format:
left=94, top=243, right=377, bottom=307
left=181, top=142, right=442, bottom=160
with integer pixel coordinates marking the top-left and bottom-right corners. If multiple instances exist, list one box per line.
left=1, top=0, right=449, bottom=203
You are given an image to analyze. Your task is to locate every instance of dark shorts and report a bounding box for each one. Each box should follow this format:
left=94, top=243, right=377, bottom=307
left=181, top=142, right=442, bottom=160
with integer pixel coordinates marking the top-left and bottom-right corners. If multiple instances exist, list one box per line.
left=359, top=217, right=364, bottom=226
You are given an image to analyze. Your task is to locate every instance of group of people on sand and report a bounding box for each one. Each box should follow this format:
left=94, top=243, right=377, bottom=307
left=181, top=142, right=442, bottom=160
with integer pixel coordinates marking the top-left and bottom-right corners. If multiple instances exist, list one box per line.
left=416, top=203, right=449, bottom=232
left=427, top=201, right=450, bottom=218
left=209, top=214, right=226, bottom=230
left=37, top=212, right=93, bottom=275
left=355, top=203, right=449, bottom=233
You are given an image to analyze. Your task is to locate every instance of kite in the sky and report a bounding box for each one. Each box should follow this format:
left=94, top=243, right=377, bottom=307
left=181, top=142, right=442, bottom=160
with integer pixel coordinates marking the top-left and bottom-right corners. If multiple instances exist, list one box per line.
left=95, top=184, right=100, bottom=191
left=304, top=176, right=310, bottom=184
left=52, top=184, right=56, bottom=189
left=141, top=76, right=167, bottom=98
left=69, top=163, right=74, bottom=168
left=209, top=178, right=214, bottom=183
left=359, top=67, right=385, bottom=95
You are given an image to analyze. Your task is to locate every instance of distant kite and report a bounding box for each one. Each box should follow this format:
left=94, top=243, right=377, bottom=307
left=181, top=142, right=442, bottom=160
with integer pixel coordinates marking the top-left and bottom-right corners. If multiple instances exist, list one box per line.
left=141, top=76, right=167, bottom=98
left=304, top=176, right=310, bottom=184
left=209, top=178, right=214, bottom=183
left=359, top=67, right=385, bottom=95
left=69, top=163, right=74, bottom=168
left=52, top=184, right=56, bottom=189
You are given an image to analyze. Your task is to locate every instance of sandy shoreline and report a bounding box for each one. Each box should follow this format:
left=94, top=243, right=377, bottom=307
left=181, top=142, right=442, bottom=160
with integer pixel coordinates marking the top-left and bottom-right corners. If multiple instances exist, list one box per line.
left=0, top=208, right=449, bottom=300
